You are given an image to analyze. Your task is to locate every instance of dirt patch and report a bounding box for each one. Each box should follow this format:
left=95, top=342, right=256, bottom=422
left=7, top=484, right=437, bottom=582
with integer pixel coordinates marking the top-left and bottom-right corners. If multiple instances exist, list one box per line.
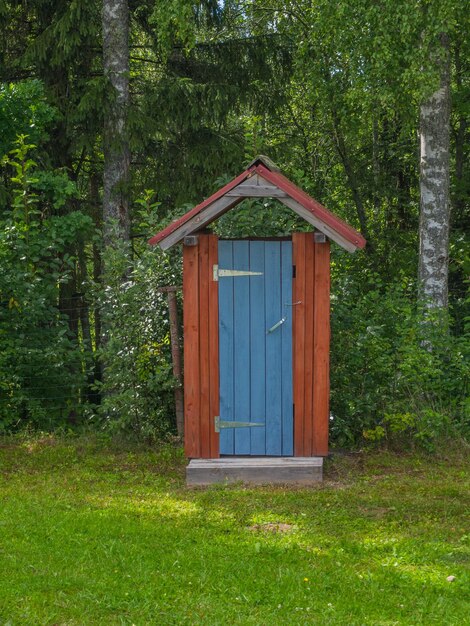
left=247, top=522, right=294, bottom=533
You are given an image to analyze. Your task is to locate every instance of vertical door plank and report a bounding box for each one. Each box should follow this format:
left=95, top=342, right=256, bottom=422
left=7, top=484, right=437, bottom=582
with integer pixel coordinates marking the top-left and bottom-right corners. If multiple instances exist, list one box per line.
left=281, top=241, right=294, bottom=456
left=249, top=241, right=266, bottom=455
left=292, top=233, right=306, bottom=456
left=303, top=234, right=315, bottom=456
left=233, top=241, right=251, bottom=455
left=313, top=241, right=330, bottom=456
left=208, top=235, right=219, bottom=458
left=198, top=235, right=211, bottom=458
left=218, top=241, right=234, bottom=454
left=218, top=238, right=294, bottom=458
left=265, top=242, right=283, bottom=455
left=183, top=243, right=200, bottom=458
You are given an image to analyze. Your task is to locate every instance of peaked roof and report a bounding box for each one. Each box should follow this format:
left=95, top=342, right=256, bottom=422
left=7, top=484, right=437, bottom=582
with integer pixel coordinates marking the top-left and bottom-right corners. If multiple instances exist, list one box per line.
left=149, top=156, right=366, bottom=252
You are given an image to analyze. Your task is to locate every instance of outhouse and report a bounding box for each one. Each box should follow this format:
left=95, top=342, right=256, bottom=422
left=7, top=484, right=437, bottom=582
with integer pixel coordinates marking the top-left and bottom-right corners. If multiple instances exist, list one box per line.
left=149, top=157, right=365, bottom=484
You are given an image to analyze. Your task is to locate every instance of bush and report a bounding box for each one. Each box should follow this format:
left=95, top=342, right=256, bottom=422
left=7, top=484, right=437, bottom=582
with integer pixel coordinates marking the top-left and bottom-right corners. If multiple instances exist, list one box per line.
left=93, top=231, right=181, bottom=441
left=0, top=137, right=93, bottom=432
left=330, top=270, right=469, bottom=450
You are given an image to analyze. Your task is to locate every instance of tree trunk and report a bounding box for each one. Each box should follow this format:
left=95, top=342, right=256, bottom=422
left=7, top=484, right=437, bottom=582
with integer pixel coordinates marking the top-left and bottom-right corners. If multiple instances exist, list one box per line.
left=418, top=36, right=451, bottom=310
left=102, top=0, right=130, bottom=242
left=77, top=242, right=100, bottom=405
left=166, top=289, right=184, bottom=438
left=330, top=109, right=372, bottom=248
left=453, top=41, right=467, bottom=221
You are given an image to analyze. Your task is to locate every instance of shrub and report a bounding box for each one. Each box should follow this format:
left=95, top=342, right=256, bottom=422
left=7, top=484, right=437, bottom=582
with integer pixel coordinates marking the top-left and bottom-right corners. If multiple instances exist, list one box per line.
left=0, top=137, right=93, bottom=432
left=93, top=231, right=181, bottom=441
left=330, top=271, right=469, bottom=449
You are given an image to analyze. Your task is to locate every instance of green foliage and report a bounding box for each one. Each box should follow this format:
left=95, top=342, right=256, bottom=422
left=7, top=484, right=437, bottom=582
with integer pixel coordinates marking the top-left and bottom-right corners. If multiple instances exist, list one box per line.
left=150, top=0, right=200, bottom=54
left=214, top=197, right=307, bottom=238
left=0, top=1, right=468, bottom=452
left=0, top=81, right=56, bottom=165
left=0, top=136, right=93, bottom=432
left=330, top=268, right=469, bottom=450
left=93, top=228, right=181, bottom=440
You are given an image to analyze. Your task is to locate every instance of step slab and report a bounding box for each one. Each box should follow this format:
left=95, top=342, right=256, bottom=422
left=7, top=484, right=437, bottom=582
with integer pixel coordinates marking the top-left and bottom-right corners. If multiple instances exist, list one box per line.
left=186, top=457, right=323, bottom=486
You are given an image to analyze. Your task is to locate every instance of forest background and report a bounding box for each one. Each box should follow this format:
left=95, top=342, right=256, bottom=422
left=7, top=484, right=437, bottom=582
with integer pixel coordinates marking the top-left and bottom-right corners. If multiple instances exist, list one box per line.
left=0, top=0, right=468, bottom=451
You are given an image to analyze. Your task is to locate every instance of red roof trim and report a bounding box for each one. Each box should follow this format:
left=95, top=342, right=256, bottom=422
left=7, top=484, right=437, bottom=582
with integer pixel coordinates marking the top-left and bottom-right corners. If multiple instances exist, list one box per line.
left=148, top=168, right=251, bottom=246
left=149, top=161, right=366, bottom=250
left=254, top=164, right=366, bottom=249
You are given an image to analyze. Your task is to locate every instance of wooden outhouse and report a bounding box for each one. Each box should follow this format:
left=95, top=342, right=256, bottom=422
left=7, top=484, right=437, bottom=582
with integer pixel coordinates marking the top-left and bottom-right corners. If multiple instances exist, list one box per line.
left=149, top=157, right=365, bottom=484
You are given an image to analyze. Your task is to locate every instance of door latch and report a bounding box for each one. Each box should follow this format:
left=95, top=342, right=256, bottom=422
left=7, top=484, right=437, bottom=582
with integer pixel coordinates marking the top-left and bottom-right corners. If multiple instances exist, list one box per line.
left=266, top=301, right=302, bottom=334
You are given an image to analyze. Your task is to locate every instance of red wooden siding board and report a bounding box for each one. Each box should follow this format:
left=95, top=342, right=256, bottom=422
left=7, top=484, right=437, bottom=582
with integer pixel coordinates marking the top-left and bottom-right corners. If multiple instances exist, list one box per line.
left=198, top=236, right=211, bottom=458
left=293, top=233, right=330, bottom=457
left=292, top=233, right=306, bottom=456
left=313, top=241, right=330, bottom=456
left=183, top=244, right=200, bottom=458
left=208, top=235, right=220, bottom=458
left=303, top=234, right=315, bottom=456
left=183, top=235, right=219, bottom=459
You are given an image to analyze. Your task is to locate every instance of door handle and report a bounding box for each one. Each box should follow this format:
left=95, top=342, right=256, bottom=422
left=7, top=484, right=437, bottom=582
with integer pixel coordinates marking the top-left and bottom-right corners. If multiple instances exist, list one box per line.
left=267, top=317, right=287, bottom=334
left=266, top=302, right=302, bottom=334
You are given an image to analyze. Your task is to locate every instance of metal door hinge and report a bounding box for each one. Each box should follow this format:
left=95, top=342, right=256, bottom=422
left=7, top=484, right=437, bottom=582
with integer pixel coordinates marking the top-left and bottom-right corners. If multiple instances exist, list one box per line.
left=214, top=416, right=265, bottom=432
left=213, top=265, right=263, bottom=281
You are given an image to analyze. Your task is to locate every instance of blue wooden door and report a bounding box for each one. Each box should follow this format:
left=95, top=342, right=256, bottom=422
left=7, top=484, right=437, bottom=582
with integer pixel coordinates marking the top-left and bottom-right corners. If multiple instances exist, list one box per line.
left=218, top=240, right=293, bottom=456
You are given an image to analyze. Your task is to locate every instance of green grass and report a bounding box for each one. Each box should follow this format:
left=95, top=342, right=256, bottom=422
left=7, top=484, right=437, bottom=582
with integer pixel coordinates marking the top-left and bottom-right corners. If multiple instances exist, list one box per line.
left=0, top=436, right=469, bottom=625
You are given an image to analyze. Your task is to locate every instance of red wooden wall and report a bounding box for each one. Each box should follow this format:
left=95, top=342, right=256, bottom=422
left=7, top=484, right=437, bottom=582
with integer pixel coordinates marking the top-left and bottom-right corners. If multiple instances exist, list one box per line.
left=183, top=232, right=330, bottom=458
left=183, top=234, right=219, bottom=458
left=292, top=233, right=330, bottom=456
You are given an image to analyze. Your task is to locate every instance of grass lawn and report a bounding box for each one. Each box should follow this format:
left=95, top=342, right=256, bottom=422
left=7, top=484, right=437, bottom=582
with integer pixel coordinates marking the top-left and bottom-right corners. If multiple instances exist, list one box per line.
left=0, top=436, right=469, bottom=625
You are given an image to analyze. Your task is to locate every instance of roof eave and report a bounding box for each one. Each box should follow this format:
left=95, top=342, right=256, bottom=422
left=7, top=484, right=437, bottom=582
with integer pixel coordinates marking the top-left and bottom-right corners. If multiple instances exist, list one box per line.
left=149, top=163, right=366, bottom=252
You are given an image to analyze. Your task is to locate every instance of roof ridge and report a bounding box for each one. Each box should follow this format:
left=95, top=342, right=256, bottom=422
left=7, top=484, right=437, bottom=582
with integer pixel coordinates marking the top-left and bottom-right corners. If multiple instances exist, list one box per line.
left=247, top=155, right=281, bottom=172
left=149, top=158, right=366, bottom=251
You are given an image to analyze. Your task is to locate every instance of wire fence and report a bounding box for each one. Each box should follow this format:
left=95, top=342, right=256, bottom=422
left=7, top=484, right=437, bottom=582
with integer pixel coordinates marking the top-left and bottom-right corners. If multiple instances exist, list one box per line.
left=1, top=287, right=179, bottom=430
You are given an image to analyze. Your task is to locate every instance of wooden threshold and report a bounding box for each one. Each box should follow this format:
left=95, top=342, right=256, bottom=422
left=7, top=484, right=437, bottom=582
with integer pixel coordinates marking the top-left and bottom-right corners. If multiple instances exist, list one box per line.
left=186, top=457, right=323, bottom=486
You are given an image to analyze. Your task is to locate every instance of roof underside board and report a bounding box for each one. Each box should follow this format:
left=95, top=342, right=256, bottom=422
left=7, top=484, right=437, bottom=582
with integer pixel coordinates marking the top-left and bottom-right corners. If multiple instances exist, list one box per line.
left=149, top=163, right=366, bottom=252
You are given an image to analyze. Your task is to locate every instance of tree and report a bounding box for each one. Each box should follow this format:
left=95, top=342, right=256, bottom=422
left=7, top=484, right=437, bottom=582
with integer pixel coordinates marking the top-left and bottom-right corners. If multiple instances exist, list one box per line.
left=102, top=0, right=130, bottom=242
left=418, top=35, right=451, bottom=311
left=0, top=0, right=467, bottom=443
left=249, top=0, right=467, bottom=297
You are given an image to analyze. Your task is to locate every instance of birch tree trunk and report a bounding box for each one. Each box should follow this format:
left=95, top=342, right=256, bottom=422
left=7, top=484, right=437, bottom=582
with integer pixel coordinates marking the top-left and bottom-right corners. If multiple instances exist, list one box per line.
left=102, top=0, right=130, bottom=242
left=418, top=36, right=451, bottom=311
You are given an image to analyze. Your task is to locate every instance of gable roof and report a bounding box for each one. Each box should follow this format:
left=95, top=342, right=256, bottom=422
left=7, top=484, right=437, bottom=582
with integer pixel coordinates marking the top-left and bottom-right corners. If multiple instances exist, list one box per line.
left=149, top=156, right=366, bottom=252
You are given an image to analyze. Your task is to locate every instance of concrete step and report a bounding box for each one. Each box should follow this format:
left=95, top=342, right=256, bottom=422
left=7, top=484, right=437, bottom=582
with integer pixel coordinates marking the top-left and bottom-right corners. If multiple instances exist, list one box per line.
left=186, top=457, right=323, bottom=486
